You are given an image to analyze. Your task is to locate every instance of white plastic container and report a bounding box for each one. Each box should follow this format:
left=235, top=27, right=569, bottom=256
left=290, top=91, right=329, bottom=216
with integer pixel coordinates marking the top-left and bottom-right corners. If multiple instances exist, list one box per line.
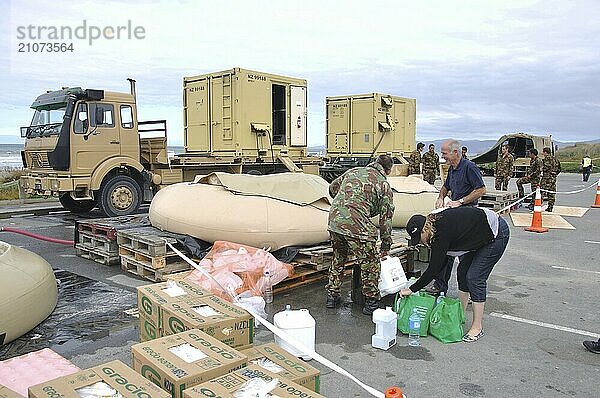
left=372, top=307, right=397, bottom=350
left=378, top=256, right=408, bottom=296
left=273, top=305, right=315, bottom=360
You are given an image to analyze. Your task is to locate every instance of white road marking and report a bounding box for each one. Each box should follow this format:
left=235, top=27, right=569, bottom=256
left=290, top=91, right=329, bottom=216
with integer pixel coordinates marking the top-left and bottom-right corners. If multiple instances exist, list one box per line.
left=490, top=312, right=600, bottom=338
left=584, top=240, right=600, bottom=244
left=551, top=265, right=600, bottom=275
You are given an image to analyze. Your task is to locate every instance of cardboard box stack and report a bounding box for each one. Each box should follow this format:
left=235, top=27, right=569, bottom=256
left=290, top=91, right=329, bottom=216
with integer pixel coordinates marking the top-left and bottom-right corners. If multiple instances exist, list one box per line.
left=184, top=364, right=325, bottom=398
left=137, top=281, right=254, bottom=349
left=240, top=343, right=320, bottom=392
left=28, top=360, right=170, bottom=398
left=132, top=329, right=247, bottom=398
left=136, top=280, right=212, bottom=342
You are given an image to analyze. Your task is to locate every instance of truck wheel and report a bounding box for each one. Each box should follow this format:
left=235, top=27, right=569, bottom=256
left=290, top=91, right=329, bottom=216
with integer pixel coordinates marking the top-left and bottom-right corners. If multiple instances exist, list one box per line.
left=98, top=175, right=142, bottom=217
left=59, top=194, right=97, bottom=214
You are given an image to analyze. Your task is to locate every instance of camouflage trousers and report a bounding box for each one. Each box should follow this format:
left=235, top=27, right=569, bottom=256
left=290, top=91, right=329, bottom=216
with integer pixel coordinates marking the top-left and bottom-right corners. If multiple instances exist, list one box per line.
left=422, top=169, right=436, bottom=185
left=408, top=166, right=420, bottom=175
left=326, top=232, right=380, bottom=299
left=495, top=175, right=511, bottom=191
left=541, top=176, right=557, bottom=209
left=516, top=176, right=540, bottom=198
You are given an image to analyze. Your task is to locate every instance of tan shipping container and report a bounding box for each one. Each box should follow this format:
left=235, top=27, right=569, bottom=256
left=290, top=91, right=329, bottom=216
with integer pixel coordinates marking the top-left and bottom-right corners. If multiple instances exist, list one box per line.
left=326, top=93, right=416, bottom=158
left=183, top=68, right=308, bottom=158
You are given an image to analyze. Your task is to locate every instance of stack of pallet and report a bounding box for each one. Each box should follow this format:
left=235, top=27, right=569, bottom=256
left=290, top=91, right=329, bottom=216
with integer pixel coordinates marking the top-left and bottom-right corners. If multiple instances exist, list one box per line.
left=478, top=190, right=519, bottom=213
left=117, top=226, right=193, bottom=282
left=74, top=215, right=151, bottom=265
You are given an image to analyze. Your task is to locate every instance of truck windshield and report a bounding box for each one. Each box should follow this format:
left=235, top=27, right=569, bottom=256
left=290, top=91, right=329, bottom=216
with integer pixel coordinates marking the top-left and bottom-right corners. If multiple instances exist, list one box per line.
left=26, top=107, right=66, bottom=137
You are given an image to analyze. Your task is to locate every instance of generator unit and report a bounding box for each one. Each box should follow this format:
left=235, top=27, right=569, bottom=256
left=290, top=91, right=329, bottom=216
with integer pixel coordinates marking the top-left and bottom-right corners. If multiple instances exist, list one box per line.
left=325, top=93, right=416, bottom=158
left=183, top=68, right=308, bottom=160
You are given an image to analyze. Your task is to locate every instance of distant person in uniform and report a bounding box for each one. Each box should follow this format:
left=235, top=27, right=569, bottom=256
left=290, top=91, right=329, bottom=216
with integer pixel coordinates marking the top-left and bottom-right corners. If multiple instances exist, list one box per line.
left=422, top=144, right=440, bottom=185
left=581, top=155, right=593, bottom=182
left=409, top=142, right=425, bottom=175
left=494, top=144, right=514, bottom=191
left=326, top=155, right=395, bottom=315
left=516, top=149, right=542, bottom=210
left=462, top=146, right=468, bottom=160
left=541, top=147, right=561, bottom=212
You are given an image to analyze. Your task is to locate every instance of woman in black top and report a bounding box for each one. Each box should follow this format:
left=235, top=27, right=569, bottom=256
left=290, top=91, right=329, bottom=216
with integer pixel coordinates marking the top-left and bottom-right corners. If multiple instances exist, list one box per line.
left=400, top=207, right=510, bottom=342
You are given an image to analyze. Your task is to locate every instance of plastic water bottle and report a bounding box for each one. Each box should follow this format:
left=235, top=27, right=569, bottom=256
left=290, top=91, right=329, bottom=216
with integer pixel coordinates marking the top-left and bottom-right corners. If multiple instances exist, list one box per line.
left=408, top=308, right=421, bottom=346
left=264, top=271, right=273, bottom=304
left=436, top=291, right=445, bottom=305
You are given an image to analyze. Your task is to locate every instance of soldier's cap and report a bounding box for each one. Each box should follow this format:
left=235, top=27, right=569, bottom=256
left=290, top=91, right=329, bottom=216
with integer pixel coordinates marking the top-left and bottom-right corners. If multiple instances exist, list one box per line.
left=406, top=214, right=426, bottom=247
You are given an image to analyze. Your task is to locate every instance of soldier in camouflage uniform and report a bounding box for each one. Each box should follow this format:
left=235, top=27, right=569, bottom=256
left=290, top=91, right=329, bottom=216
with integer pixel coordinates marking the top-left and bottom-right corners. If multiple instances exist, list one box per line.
left=408, top=142, right=425, bottom=175
left=422, top=144, right=439, bottom=185
left=326, top=154, right=395, bottom=315
left=494, top=144, right=514, bottom=191
left=516, top=149, right=542, bottom=208
left=540, top=147, right=561, bottom=212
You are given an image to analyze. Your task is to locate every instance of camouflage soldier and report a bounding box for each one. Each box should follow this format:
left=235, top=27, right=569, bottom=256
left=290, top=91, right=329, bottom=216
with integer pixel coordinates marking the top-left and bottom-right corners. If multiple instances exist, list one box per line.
left=516, top=148, right=542, bottom=208
left=540, top=147, right=561, bottom=212
left=422, top=144, right=439, bottom=185
left=326, top=154, right=395, bottom=315
left=494, top=144, right=514, bottom=191
left=408, top=142, right=425, bottom=175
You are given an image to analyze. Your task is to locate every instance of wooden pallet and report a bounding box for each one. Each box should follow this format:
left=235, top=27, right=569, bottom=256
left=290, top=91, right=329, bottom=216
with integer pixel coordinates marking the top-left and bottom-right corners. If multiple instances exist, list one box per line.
left=76, top=214, right=150, bottom=240
left=481, top=190, right=519, bottom=202
left=75, top=244, right=120, bottom=266
left=119, top=246, right=183, bottom=270
left=77, top=232, right=118, bottom=253
left=120, top=255, right=192, bottom=282
left=116, top=226, right=185, bottom=257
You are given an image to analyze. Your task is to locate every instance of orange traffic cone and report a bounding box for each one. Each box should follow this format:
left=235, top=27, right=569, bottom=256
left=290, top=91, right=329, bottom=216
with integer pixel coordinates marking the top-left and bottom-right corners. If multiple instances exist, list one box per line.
left=525, top=187, right=548, bottom=233
left=592, top=179, right=600, bottom=208
left=385, top=386, right=405, bottom=398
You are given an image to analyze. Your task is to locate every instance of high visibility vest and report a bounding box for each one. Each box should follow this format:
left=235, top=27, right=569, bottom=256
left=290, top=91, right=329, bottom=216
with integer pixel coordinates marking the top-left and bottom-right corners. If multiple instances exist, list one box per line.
left=582, top=157, right=592, bottom=168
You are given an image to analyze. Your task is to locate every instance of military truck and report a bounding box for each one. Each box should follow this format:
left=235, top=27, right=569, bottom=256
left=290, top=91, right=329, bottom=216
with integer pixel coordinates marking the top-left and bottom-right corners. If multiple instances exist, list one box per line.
left=320, top=93, right=415, bottom=181
left=19, top=68, right=321, bottom=216
left=470, top=133, right=554, bottom=177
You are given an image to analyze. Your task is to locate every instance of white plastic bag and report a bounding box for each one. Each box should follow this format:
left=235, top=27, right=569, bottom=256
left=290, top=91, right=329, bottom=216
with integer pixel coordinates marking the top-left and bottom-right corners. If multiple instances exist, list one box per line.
left=232, top=378, right=279, bottom=398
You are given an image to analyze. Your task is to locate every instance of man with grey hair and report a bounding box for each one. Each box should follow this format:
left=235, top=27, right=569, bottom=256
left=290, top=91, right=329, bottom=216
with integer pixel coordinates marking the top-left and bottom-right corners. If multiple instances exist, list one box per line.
left=426, top=139, right=487, bottom=294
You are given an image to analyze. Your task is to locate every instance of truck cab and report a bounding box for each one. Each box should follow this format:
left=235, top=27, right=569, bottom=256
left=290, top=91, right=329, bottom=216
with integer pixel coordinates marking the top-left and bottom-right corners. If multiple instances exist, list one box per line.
left=20, top=84, right=159, bottom=216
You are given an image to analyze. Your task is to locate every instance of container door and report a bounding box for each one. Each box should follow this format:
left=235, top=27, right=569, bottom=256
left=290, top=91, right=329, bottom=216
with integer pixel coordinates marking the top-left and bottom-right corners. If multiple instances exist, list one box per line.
left=350, top=97, right=374, bottom=154
left=184, top=79, right=210, bottom=152
left=326, top=98, right=350, bottom=155
left=290, top=86, right=306, bottom=147
left=211, top=74, right=235, bottom=153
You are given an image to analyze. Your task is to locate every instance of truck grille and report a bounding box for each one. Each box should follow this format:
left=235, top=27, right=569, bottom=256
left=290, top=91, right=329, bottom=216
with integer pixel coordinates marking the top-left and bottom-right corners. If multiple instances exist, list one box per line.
left=29, top=151, right=51, bottom=169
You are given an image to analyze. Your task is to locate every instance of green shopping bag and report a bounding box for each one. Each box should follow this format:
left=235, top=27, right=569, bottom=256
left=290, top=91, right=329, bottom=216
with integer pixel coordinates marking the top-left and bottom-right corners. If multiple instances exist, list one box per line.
left=394, top=292, right=436, bottom=336
left=428, top=297, right=466, bottom=343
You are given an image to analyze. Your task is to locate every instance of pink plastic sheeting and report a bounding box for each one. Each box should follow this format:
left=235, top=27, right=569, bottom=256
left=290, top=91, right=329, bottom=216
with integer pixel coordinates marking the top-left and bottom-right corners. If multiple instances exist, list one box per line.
left=183, top=241, right=294, bottom=299
left=0, top=348, right=80, bottom=396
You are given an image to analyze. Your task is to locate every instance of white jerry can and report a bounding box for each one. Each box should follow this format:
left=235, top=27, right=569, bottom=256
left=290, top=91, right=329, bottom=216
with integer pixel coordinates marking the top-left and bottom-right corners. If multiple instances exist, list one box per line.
left=378, top=256, right=408, bottom=296
left=273, top=305, right=316, bottom=360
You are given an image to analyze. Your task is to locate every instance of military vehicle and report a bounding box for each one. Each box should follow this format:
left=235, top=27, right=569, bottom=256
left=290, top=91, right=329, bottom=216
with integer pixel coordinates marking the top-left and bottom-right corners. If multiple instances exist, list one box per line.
left=320, top=93, right=415, bottom=181
left=470, top=133, right=554, bottom=177
left=19, top=68, right=321, bottom=216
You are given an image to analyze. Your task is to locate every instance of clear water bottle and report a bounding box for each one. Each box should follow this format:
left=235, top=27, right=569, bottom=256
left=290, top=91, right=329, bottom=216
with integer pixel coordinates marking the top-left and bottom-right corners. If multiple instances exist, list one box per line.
left=264, top=271, right=273, bottom=304
left=408, top=308, right=421, bottom=346
left=436, top=291, right=445, bottom=305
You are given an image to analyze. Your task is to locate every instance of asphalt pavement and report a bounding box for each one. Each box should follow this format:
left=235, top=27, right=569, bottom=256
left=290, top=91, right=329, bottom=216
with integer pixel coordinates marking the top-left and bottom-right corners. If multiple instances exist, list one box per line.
left=0, top=173, right=598, bottom=397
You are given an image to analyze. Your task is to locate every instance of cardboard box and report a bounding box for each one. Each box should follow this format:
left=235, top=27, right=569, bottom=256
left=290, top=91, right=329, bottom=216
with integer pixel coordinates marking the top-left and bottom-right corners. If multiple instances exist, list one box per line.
left=140, top=314, right=161, bottom=342
left=0, top=385, right=22, bottom=398
left=240, top=343, right=320, bottom=392
left=132, top=329, right=247, bottom=398
left=161, top=295, right=254, bottom=348
left=184, top=364, right=325, bottom=398
left=28, top=360, right=170, bottom=398
left=137, top=280, right=212, bottom=327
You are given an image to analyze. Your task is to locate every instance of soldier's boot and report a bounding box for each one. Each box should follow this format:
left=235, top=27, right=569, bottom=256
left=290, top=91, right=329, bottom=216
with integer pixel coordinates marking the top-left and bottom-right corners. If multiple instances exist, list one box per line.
left=326, top=293, right=341, bottom=308
left=362, top=298, right=380, bottom=315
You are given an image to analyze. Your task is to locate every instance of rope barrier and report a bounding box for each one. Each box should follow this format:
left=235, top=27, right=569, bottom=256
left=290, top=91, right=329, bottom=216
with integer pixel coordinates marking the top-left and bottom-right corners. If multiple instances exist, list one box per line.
left=539, top=178, right=599, bottom=195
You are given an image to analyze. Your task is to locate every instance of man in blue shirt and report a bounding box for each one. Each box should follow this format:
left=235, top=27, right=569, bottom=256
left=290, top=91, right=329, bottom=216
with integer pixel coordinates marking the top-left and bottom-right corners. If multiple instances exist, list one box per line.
left=427, top=139, right=486, bottom=294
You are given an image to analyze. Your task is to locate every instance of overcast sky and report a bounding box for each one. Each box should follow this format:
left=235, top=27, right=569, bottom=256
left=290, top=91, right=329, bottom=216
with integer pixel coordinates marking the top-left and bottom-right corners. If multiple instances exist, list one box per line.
left=1, top=0, right=598, bottom=146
